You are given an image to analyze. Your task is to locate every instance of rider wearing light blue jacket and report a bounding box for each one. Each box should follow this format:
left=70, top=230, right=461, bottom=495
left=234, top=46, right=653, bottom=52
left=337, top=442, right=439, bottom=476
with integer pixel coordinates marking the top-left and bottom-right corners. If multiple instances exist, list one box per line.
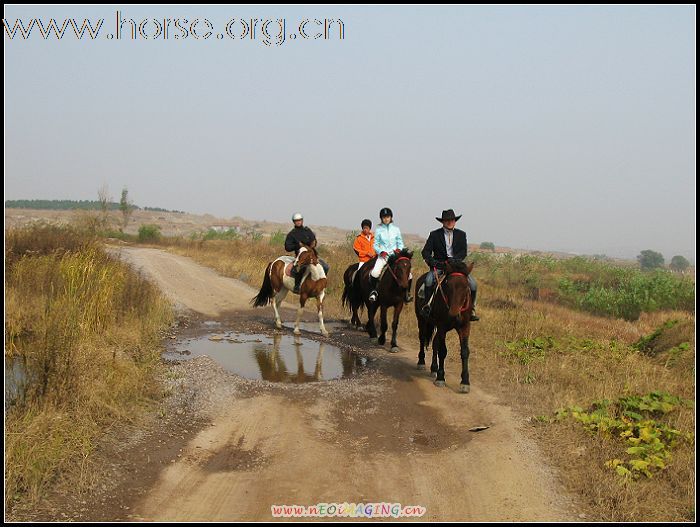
left=373, top=221, right=404, bottom=255
left=369, top=207, right=412, bottom=303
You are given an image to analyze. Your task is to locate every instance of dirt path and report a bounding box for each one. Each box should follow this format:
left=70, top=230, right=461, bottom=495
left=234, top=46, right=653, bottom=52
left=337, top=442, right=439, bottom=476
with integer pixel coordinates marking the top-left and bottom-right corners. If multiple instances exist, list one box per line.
left=110, top=246, right=576, bottom=521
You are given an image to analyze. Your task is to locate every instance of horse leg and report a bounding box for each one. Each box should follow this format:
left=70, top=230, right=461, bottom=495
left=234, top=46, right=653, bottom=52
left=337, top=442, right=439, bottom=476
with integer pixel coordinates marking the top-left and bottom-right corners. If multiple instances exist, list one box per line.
left=390, top=302, right=403, bottom=353
left=367, top=302, right=378, bottom=343
left=378, top=305, right=388, bottom=346
left=430, top=323, right=439, bottom=376
left=417, top=317, right=427, bottom=369
left=434, top=330, right=447, bottom=386
left=272, top=288, right=288, bottom=329
left=294, top=295, right=307, bottom=335
left=317, top=291, right=329, bottom=337
left=458, top=324, right=471, bottom=393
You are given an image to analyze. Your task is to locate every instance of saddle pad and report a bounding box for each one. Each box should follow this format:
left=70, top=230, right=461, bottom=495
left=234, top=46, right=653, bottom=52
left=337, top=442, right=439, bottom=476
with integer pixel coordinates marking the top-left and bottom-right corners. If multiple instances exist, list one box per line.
left=271, top=255, right=296, bottom=278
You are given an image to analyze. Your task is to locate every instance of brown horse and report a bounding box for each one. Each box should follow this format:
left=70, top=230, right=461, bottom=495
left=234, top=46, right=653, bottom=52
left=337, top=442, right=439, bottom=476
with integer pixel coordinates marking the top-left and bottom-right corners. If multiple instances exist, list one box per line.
left=343, top=249, right=413, bottom=352
left=414, top=259, right=474, bottom=392
left=251, top=244, right=329, bottom=336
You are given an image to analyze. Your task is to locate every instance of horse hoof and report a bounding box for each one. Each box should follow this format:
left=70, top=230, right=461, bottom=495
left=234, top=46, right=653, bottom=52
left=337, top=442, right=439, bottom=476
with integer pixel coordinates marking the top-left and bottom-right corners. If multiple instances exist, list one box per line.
left=459, top=384, right=471, bottom=394
left=370, top=338, right=378, bottom=344
left=321, top=331, right=329, bottom=337
left=275, top=323, right=282, bottom=330
left=389, top=347, right=399, bottom=353
left=430, top=370, right=438, bottom=377
left=293, top=329, right=301, bottom=335
left=434, top=380, right=446, bottom=387
left=417, top=364, right=426, bottom=371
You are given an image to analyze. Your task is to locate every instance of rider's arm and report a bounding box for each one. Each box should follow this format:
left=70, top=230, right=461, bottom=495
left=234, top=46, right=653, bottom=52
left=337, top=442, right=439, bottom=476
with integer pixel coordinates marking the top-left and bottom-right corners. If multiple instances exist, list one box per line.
left=453, top=230, right=467, bottom=260
left=421, top=232, right=435, bottom=267
left=284, top=231, right=298, bottom=253
left=394, top=226, right=404, bottom=251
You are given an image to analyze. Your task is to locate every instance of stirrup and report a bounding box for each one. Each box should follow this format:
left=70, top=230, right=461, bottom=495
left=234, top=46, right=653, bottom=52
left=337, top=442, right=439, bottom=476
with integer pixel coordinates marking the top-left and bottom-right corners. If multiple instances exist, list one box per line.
left=420, top=304, right=431, bottom=318
left=369, top=290, right=378, bottom=302
left=470, top=311, right=480, bottom=322
left=405, top=292, right=413, bottom=303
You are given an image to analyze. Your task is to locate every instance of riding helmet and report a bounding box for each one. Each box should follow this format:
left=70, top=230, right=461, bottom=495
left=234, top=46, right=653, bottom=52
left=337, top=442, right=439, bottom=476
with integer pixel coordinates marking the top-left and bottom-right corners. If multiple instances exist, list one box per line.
left=379, top=207, right=393, bottom=219
left=361, top=219, right=372, bottom=229
left=292, top=212, right=303, bottom=221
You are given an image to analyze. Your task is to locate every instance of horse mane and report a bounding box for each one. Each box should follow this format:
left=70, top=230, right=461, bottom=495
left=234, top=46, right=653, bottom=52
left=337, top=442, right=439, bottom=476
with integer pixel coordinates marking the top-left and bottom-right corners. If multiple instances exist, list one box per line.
left=446, top=259, right=470, bottom=275
left=387, top=248, right=413, bottom=266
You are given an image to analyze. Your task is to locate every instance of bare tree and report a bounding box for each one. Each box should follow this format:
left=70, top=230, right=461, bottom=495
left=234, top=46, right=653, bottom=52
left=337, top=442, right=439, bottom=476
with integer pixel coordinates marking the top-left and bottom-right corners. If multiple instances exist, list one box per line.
left=97, top=184, right=111, bottom=230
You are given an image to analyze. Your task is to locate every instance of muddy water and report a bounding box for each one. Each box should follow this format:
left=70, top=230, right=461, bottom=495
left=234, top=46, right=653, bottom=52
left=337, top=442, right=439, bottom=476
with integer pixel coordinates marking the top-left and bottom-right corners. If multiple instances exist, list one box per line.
left=164, top=332, right=367, bottom=383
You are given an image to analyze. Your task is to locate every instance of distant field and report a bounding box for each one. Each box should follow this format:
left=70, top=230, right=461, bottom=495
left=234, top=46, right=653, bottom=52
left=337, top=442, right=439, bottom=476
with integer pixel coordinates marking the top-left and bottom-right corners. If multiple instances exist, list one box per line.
left=4, top=207, right=623, bottom=263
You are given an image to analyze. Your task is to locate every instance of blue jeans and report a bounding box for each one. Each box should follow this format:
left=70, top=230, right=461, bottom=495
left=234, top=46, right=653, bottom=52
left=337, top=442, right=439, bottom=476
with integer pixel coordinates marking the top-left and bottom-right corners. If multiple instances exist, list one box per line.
left=425, top=269, right=477, bottom=298
left=319, top=258, right=330, bottom=275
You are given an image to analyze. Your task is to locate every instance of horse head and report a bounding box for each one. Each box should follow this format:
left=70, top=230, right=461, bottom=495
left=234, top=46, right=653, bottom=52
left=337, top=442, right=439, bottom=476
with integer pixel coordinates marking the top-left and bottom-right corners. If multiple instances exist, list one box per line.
left=387, top=248, right=413, bottom=289
left=444, top=259, right=474, bottom=319
left=297, top=244, right=319, bottom=268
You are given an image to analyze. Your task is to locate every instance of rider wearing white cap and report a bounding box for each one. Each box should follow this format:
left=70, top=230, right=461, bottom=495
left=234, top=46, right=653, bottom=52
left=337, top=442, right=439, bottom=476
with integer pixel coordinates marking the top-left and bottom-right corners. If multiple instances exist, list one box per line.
left=284, top=212, right=329, bottom=293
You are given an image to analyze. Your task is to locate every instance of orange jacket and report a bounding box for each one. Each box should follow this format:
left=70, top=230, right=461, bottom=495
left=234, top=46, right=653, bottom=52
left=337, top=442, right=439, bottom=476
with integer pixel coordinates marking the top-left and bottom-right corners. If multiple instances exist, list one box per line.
left=353, top=233, right=376, bottom=262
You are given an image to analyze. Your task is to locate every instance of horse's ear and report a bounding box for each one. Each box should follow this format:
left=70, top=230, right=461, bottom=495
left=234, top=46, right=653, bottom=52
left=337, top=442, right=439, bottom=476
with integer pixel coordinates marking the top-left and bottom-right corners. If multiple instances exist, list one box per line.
left=467, top=261, right=475, bottom=274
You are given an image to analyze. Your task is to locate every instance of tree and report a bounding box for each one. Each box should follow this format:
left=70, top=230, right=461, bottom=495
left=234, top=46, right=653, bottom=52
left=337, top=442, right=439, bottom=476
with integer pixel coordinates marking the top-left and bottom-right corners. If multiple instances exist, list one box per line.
left=119, top=187, right=134, bottom=230
left=669, top=255, right=690, bottom=272
left=97, top=184, right=111, bottom=230
left=637, top=250, right=665, bottom=271
left=479, top=241, right=496, bottom=251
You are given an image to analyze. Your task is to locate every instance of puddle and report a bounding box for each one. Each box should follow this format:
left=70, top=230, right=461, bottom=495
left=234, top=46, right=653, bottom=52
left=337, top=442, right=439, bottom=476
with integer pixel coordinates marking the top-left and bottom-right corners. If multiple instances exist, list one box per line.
left=164, top=332, right=368, bottom=383
left=281, top=321, right=347, bottom=334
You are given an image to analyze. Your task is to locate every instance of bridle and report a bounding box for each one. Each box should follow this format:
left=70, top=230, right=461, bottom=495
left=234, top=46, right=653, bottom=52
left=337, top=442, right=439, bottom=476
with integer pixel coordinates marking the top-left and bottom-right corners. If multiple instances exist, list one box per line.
left=435, top=269, right=471, bottom=313
left=386, top=256, right=411, bottom=286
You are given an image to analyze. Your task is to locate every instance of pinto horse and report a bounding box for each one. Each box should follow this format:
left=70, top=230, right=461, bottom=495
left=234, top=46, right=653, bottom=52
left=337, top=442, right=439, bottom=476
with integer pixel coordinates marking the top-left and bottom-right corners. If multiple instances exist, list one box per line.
left=414, top=259, right=474, bottom=393
left=343, top=249, right=413, bottom=352
left=251, top=244, right=329, bottom=336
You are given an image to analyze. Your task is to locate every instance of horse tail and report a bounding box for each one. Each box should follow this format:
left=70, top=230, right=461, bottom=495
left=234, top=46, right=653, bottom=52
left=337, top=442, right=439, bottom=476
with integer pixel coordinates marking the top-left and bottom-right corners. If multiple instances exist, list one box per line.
left=251, top=262, right=275, bottom=307
left=349, top=270, right=365, bottom=313
left=341, top=279, right=352, bottom=310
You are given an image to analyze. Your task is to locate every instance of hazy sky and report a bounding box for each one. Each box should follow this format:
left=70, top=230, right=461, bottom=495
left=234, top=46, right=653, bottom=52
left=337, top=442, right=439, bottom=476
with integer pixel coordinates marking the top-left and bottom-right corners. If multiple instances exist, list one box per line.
left=4, top=5, right=695, bottom=259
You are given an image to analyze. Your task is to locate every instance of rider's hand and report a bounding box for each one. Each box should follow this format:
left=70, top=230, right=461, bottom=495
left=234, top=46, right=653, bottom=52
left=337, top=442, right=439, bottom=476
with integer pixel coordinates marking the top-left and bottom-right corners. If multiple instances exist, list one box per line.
left=380, top=251, right=388, bottom=258
left=394, top=249, right=401, bottom=254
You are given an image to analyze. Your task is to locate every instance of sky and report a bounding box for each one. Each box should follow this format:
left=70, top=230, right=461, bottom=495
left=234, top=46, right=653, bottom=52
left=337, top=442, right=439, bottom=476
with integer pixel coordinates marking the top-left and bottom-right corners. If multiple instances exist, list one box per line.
left=4, top=5, right=696, bottom=260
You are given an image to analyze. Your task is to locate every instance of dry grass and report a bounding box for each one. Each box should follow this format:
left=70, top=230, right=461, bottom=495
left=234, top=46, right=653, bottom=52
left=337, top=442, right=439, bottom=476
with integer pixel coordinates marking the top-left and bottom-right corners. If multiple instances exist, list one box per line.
left=157, top=235, right=695, bottom=522
left=5, top=225, right=173, bottom=508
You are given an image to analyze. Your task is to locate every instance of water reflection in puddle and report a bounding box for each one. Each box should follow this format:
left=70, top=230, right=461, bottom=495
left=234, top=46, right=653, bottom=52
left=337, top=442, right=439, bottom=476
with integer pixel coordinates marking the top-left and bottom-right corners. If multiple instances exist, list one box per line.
left=164, top=332, right=367, bottom=383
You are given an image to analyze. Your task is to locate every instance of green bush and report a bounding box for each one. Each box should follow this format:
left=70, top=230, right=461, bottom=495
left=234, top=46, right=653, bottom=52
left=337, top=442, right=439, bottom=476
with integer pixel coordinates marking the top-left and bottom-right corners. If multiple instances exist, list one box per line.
left=137, top=224, right=161, bottom=242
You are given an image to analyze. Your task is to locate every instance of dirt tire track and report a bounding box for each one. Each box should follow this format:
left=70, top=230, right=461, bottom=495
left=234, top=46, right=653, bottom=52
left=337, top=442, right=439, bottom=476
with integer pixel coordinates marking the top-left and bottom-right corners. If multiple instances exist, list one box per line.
left=112, top=246, right=576, bottom=521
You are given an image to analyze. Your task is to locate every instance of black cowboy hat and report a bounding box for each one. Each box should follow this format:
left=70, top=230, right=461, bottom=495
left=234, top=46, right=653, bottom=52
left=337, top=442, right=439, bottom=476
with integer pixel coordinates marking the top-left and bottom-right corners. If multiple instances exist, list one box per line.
left=435, top=209, right=462, bottom=222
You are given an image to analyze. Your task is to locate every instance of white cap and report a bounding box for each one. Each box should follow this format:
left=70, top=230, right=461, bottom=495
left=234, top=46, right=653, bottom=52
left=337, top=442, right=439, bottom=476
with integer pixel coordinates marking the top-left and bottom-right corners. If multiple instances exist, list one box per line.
left=292, top=212, right=303, bottom=221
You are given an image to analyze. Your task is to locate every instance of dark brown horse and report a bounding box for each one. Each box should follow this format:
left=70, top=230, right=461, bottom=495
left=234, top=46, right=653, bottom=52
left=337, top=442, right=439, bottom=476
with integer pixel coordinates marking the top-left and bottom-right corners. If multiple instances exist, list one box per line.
left=414, top=260, right=474, bottom=392
left=342, top=249, right=413, bottom=352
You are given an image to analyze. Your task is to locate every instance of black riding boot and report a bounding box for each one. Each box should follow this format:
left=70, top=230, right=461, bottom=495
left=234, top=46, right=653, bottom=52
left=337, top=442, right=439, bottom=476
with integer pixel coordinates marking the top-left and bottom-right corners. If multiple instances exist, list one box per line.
left=293, top=267, right=303, bottom=294
left=405, top=279, right=413, bottom=303
left=368, top=276, right=379, bottom=302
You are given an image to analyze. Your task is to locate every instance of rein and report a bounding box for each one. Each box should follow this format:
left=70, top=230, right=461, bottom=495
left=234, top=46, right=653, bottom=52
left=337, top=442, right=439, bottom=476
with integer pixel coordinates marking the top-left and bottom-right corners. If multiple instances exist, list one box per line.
left=385, top=256, right=411, bottom=286
left=436, top=269, right=471, bottom=313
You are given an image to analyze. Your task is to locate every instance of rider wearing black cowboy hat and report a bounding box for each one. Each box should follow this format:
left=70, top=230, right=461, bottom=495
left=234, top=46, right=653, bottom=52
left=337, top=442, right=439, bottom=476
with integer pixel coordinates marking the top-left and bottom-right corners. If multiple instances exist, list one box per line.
left=418, top=209, right=479, bottom=321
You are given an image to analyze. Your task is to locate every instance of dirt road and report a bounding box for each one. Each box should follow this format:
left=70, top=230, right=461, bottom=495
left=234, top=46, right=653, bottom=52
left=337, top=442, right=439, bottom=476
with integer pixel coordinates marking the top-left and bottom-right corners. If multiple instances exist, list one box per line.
left=110, top=246, right=576, bottom=521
